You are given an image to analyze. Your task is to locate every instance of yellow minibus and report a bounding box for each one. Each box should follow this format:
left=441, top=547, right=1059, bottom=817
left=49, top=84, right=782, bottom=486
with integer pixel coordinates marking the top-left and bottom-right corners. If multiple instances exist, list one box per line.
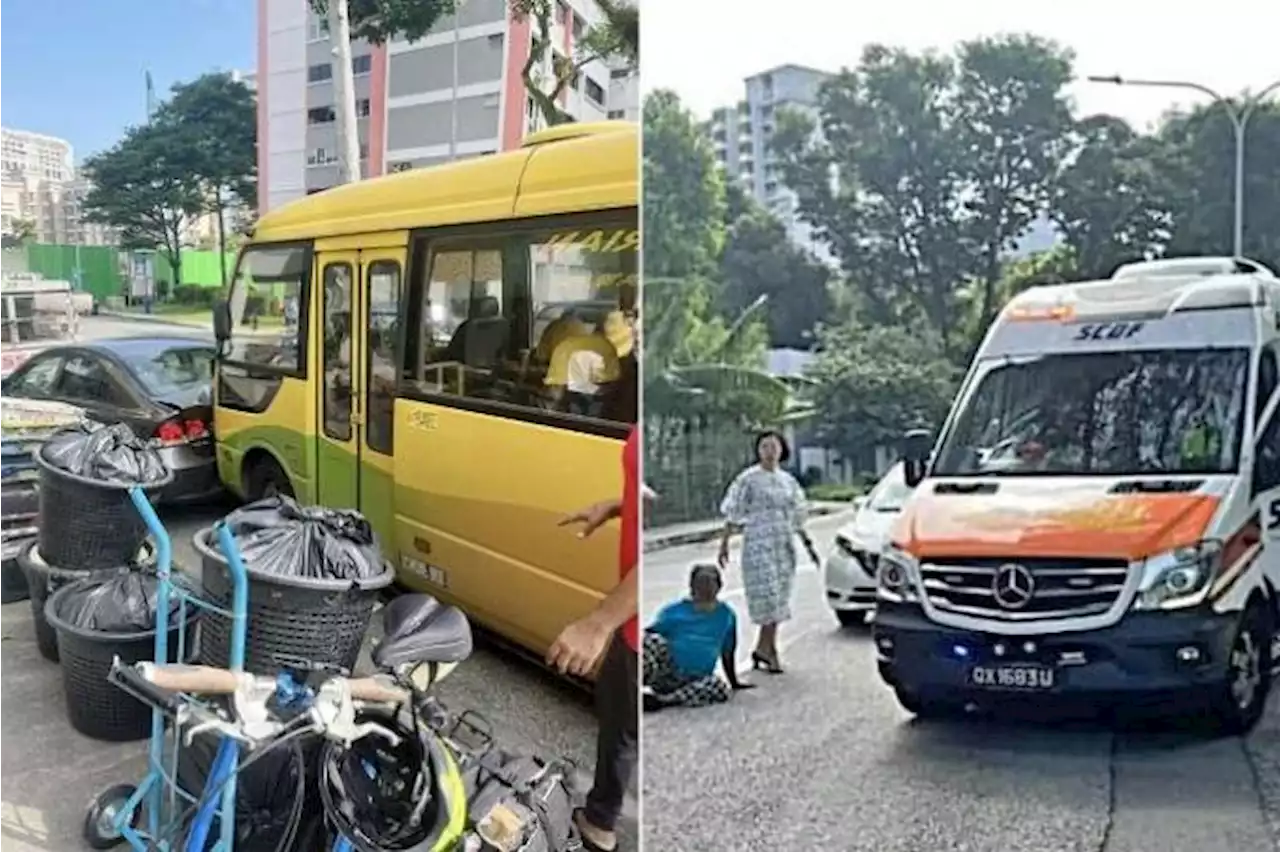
left=212, top=122, right=637, bottom=655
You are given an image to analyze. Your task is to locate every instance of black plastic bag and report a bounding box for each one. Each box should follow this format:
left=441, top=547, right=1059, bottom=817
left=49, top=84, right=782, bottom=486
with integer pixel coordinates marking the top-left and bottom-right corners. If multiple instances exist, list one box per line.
left=42, top=422, right=169, bottom=485
left=223, top=496, right=385, bottom=581
left=55, top=570, right=177, bottom=632
left=177, top=726, right=321, bottom=851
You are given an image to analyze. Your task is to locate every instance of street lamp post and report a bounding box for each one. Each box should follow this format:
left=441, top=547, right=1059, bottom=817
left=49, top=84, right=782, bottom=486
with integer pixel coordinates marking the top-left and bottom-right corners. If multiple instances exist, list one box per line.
left=1087, top=75, right=1280, bottom=258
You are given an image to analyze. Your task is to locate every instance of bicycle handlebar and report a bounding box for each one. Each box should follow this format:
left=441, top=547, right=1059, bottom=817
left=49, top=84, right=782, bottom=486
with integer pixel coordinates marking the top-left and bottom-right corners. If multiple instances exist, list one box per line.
left=143, top=664, right=242, bottom=694
left=137, top=662, right=410, bottom=705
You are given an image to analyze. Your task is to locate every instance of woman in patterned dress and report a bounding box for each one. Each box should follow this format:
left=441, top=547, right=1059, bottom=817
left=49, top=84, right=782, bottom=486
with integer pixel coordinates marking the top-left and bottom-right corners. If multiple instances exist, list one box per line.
left=717, top=431, right=814, bottom=674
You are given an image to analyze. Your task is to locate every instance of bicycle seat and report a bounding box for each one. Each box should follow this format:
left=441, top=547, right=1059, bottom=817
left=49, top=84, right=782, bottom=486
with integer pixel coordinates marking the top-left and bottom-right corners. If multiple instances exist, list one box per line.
left=373, top=594, right=473, bottom=670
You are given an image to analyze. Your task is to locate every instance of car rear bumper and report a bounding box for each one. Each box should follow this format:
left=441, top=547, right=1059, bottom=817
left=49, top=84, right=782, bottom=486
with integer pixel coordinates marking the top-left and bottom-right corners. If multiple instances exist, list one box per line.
left=155, top=444, right=223, bottom=504
left=872, top=601, right=1240, bottom=702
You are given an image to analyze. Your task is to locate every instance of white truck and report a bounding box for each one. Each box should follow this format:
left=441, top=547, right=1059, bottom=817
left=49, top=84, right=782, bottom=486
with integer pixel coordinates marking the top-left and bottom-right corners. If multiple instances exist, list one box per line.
left=0, top=275, right=88, bottom=377
left=873, top=258, right=1280, bottom=733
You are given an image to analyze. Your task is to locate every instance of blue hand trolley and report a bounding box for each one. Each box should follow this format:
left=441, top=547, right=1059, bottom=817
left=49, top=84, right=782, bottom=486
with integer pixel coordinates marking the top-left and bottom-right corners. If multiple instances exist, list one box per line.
left=83, top=486, right=250, bottom=851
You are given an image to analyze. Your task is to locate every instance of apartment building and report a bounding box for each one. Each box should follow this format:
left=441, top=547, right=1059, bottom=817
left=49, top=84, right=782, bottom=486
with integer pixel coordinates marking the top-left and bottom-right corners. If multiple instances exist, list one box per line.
left=707, top=64, right=833, bottom=263
left=256, top=0, right=639, bottom=213
left=1, top=128, right=117, bottom=246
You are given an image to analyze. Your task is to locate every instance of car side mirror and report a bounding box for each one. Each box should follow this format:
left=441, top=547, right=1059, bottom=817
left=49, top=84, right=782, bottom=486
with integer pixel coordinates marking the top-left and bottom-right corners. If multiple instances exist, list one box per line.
left=212, top=299, right=232, bottom=345
left=901, top=428, right=932, bottom=488
left=851, top=495, right=868, bottom=512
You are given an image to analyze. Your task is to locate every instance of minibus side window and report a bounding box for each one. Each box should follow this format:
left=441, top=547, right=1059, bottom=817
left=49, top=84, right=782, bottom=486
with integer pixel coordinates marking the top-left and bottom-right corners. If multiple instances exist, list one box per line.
left=401, top=216, right=638, bottom=431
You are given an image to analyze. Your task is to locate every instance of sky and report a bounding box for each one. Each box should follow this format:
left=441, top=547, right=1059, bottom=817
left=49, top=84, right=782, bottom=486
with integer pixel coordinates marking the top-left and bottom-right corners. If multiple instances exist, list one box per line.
left=1, top=0, right=256, bottom=162
left=642, top=0, right=1280, bottom=130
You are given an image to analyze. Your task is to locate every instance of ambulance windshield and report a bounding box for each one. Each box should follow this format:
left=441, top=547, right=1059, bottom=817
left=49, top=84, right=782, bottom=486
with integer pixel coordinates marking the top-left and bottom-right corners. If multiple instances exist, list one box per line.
left=934, top=348, right=1251, bottom=477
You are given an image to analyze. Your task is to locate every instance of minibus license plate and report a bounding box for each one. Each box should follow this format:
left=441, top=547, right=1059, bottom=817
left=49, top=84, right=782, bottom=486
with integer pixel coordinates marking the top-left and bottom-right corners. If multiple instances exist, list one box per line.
left=968, top=664, right=1055, bottom=690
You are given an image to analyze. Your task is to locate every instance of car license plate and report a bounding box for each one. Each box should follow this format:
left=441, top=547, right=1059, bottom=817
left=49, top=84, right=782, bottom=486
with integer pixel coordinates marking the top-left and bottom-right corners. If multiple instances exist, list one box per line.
left=967, top=664, right=1055, bottom=690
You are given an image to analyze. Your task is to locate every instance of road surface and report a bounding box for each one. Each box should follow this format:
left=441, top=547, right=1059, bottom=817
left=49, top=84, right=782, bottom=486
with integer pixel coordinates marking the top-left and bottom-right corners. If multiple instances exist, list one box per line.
left=79, top=314, right=211, bottom=340
left=1, top=316, right=634, bottom=849
left=641, top=511, right=1280, bottom=852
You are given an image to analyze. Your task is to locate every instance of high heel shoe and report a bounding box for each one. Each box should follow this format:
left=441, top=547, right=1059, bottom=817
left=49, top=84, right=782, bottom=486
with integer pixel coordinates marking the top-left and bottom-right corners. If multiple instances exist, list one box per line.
left=751, top=651, right=784, bottom=674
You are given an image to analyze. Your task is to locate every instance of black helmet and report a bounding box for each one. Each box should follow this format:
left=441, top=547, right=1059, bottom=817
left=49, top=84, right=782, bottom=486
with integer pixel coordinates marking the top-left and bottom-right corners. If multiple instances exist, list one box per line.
left=318, top=706, right=467, bottom=851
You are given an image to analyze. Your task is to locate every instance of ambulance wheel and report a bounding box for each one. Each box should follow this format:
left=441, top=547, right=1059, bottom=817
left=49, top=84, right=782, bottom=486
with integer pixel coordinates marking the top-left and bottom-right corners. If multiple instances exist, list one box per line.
left=1211, top=602, right=1271, bottom=737
left=895, top=687, right=961, bottom=720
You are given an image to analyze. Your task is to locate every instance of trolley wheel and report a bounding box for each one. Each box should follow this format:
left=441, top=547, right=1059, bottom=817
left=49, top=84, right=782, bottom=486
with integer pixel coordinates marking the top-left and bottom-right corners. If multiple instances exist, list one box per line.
left=83, top=783, right=138, bottom=850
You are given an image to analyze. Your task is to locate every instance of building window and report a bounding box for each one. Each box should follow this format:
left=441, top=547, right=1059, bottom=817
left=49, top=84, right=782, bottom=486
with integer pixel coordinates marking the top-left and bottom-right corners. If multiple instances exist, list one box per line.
left=307, top=147, right=338, bottom=166
left=607, top=109, right=624, bottom=120
left=307, top=15, right=330, bottom=41
left=356, top=98, right=371, bottom=118
left=610, top=68, right=630, bottom=79
left=353, top=54, right=372, bottom=75
left=584, top=77, right=605, bottom=106
left=572, top=13, right=585, bottom=40
left=308, top=106, right=337, bottom=125
left=308, top=63, right=333, bottom=83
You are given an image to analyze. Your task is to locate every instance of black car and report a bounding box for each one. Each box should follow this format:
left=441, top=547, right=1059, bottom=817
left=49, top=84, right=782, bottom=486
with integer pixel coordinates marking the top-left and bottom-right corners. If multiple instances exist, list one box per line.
left=0, top=336, right=223, bottom=504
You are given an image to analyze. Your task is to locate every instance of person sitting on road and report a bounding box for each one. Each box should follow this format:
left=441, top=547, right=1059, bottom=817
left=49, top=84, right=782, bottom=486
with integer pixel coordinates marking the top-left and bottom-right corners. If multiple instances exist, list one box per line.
left=643, top=564, right=754, bottom=712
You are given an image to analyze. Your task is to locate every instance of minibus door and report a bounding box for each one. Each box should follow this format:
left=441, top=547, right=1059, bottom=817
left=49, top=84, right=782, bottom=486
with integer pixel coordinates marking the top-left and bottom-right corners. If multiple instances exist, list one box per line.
left=356, top=247, right=407, bottom=549
left=314, top=249, right=362, bottom=510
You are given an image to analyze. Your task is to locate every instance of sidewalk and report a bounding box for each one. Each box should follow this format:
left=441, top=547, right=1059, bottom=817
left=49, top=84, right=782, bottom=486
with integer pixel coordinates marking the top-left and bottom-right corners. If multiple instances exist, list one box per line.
left=97, top=309, right=211, bottom=329
left=643, top=500, right=848, bottom=552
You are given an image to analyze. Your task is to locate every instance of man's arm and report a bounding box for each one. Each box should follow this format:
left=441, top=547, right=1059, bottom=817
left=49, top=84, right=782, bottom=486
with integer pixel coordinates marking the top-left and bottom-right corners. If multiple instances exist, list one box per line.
left=584, top=563, right=637, bottom=634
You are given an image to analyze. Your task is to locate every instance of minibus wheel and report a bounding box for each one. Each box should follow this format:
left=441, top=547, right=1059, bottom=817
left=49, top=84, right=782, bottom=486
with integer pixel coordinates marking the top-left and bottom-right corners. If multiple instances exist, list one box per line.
left=1211, top=601, right=1272, bottom=736
left=245, top=455, right=294, bottom=502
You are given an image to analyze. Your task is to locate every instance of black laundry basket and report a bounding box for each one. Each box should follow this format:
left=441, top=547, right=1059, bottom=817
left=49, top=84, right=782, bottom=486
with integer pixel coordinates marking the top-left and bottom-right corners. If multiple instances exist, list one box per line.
left=1, top=533, right=33, bottom=604
left=44, top=576, right=195, bottom=742
left=194, top=526, right=394, bottom=675
left=18, top=539, right=158, bottom=662
left=35, top=445, right=172, bottom=573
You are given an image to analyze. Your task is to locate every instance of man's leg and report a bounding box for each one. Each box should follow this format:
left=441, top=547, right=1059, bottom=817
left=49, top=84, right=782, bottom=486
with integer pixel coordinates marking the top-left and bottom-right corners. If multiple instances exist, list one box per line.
left=580, top=631, right=638, bottom=848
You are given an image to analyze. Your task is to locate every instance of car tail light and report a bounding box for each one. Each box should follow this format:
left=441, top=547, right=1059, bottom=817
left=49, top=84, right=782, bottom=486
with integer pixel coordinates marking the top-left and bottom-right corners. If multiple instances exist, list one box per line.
left=154, top=420, right=185, bottom=445
left=155, top=417, right=211, bottom=446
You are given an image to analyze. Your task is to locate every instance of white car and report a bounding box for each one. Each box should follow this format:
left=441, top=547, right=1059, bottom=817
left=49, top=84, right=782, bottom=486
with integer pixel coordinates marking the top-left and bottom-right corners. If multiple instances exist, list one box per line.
left=823, top=463, right=914, bottom=627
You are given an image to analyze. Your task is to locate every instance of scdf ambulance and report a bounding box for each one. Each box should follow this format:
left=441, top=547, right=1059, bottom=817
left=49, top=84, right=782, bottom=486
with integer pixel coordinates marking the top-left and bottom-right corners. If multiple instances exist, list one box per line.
left=873, top=258, right=1280, bottom=733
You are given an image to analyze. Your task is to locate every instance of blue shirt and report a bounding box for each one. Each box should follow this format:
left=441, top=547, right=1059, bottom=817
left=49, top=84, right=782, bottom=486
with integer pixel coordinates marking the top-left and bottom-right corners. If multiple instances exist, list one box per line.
left=648, top=599, right=737, bottom=678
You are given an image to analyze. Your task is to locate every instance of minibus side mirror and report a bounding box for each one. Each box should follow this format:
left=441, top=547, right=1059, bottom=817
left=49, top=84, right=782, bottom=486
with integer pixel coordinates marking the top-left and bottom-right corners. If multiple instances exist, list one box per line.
left=212, top=299, right=232, bottom=346
left=901, top=428, right=932, bottom=488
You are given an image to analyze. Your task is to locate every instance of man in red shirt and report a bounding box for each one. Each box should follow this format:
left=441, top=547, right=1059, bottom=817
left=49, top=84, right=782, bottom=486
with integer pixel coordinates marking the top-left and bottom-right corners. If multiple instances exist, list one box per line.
left=547, top=425, right=640, bottom=852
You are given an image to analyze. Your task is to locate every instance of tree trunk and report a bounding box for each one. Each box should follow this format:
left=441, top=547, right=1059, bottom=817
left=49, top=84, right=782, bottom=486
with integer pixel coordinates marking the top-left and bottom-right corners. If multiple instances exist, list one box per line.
left=215, top=189, right=228, bottom=286
left=327, top=0, right=362, bottom=184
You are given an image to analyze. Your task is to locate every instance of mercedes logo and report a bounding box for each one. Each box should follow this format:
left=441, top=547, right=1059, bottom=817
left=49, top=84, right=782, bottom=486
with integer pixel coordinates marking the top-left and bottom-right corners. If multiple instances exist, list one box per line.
left=992, top=563, right=1036, bottom=610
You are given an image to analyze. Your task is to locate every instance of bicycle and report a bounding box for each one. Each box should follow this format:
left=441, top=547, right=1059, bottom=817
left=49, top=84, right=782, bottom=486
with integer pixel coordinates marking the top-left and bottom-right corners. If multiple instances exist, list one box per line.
left=99, top=590, right=481, bottom=852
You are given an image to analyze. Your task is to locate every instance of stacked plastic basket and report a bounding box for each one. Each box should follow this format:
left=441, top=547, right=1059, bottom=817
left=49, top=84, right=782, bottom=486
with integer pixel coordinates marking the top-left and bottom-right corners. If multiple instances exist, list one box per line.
left=0, top=398, right=84, bottom=605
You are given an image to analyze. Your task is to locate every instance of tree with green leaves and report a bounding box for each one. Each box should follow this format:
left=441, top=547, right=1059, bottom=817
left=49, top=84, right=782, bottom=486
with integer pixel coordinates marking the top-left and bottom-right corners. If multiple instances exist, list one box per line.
left=773, top=35, right=1076, bottom=360
left=1158, top=99, right=1280, bottom=271
left=311, top=0, right=456, bottom=43
left=953, top=35, right=1074, bottom=339
left=645, top=88, right=783, bottom=417
left=509, top=0, right=638, bottom=128
left=643, top=89, right=725, bottom=280
left=1051, top=114, right=1174, bottom=279
left=2, top=218, right=37, bottom=249
left=719, top=200, right=832, bottom=350
left=82, top=122, right=204, bottom=299
left=153, top=72, right=257, bottom=285
left=804, top=319, right=960, bottom=466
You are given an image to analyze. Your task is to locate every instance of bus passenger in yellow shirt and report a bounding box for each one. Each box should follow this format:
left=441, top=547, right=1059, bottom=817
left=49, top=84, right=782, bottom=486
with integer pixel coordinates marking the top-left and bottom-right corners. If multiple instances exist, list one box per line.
left=545, top=322, right=621, bottom=418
